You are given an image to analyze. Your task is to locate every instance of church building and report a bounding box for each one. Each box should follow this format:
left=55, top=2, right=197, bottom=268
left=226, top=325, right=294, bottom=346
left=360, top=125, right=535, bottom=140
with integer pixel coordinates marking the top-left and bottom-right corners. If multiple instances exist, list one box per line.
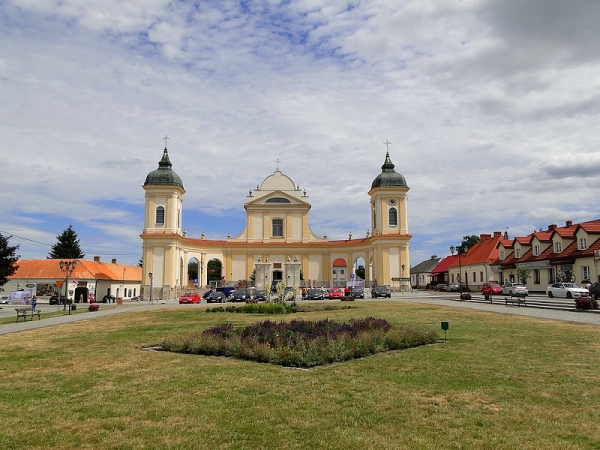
left=141, top=147, right=411, bottom=299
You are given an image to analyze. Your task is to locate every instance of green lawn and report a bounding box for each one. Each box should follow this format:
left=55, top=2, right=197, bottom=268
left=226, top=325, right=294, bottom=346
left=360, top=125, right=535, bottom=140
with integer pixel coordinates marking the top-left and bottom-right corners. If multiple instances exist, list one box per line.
left=1, top=302, right=599, bottom=449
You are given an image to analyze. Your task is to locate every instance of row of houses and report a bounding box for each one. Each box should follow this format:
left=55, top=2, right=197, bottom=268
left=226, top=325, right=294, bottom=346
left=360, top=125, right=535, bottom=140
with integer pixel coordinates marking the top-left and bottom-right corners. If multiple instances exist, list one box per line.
left=411, top=219, right=600, bottom=293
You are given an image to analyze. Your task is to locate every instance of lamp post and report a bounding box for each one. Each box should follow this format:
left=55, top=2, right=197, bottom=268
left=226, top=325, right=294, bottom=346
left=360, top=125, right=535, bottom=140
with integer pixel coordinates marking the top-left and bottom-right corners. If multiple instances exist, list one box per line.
left=149, top=272, right=153, bottom=305
left=450, top=245, right=464, bottom=297
left=59, top=260, right=77, bottom=314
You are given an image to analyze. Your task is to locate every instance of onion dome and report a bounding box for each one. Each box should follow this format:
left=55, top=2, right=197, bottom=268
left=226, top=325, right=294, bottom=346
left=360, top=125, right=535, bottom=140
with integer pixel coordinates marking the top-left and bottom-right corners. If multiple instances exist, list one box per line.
left=371, top=152, right=407, bottom=189
left=144, top=149, right=184, bottom=188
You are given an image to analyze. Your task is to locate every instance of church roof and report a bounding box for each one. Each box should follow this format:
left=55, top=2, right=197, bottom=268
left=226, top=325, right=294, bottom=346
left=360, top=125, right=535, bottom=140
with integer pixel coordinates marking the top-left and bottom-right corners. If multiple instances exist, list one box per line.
left=371, top=152, right=407, bottom=189
left=144, top=149, right=184, bottom=189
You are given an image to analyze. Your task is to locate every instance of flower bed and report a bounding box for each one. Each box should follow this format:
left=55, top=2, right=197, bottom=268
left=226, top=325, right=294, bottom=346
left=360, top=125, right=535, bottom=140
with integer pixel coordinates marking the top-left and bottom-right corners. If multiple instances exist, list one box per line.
left=160, top=317, right=438, bottom=367
left=574, top=297, right=598, bottom=310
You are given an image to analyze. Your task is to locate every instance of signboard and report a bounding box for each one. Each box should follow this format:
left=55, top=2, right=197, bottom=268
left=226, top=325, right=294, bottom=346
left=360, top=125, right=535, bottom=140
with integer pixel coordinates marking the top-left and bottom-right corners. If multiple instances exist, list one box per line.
left=595, top=250, right=600, bottom=262
left=392, top=277, right=411, bottom=282
left=25, top=283, right=35, bottom=288
left=350, top=274, right=354, bottom=279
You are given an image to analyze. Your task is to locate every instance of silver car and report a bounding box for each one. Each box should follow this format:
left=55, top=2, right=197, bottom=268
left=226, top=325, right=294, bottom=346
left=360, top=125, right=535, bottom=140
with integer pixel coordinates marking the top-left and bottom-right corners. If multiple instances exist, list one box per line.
left=546, top=283, right=589, bottom=299
left=501, top=282, right=528, bottom=296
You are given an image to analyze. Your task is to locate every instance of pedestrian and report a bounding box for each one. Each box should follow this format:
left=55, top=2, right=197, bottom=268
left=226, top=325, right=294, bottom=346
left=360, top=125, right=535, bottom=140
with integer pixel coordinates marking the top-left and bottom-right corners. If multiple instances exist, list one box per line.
left=31, top=296, right=37, bottom=312
left=586, top=280, right=592, bottom=292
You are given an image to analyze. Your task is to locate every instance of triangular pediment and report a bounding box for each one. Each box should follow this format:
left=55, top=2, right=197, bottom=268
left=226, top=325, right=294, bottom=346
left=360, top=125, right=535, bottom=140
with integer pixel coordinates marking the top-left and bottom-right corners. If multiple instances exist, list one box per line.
left=245, top=190, right=310, bottom=208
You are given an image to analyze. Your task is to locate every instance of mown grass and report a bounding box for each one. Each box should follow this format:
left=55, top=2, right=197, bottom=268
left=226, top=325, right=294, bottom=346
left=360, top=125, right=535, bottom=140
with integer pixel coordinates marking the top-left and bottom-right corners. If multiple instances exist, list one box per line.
left=1, top=302, right=600, bottom=449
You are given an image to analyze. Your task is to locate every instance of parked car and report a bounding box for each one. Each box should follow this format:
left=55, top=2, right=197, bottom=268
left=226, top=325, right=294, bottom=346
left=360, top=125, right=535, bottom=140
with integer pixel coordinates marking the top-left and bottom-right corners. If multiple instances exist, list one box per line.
left=206, top=291, right=226, bottom=303
left=481, top=283, right=502, bottom=296
left=49, top=295, right=71, bottom=305
left=350, top=288, right=364, bottom=299
left=546, top=282, right=589, bottom=299
left=254, top=290, right=267, bottom=301
left=0, top=295, right=9, bottom=304
left=231, top=289, right=249, bottom=302
left=371, top=286, right=391, bottom=298
left=179, top=292, right=201, bottom=304
left=328, top=288, right=344, bottom=299
left=589, top=282, right=600, bottom=299
left=501, top=283, right=528, bottom=296
left=433, top=284, right=447, bottom=292
left=448, top=284, right=463, bottom=292
left=216, top=286, right=236, bottom=300
left=306, top=288, right=324, bottom=300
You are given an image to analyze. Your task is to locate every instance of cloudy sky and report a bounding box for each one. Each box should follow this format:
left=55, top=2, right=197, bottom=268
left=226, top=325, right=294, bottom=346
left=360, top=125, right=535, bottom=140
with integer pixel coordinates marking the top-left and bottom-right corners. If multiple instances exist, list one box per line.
left=1, top=0, right=599, bottom=267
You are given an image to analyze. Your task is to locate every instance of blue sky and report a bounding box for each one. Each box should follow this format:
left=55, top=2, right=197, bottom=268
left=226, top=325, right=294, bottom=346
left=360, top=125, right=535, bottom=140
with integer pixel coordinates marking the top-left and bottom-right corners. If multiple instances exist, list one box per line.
left=1, top=0, right=600, bottom=266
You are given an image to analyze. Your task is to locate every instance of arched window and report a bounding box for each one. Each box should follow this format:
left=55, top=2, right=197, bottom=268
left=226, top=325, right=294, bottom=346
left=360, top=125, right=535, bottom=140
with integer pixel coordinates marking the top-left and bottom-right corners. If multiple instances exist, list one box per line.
left=272, top=219, right=283, bottom=237
left=156, top=206, right=165, bottom=225
left=266, top=197, right=291, bottom=203
left=389, top=207, right=398, bottom=227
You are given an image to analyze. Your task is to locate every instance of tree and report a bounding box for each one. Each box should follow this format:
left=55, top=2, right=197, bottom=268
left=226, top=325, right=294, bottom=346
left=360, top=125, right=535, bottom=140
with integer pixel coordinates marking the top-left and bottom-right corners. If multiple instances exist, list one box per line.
left=48, top=225, right=85, bottom=259
left=356, top=265, right=366, bottom=280
left=516, top=267, right=531, bottom=285
left=206, top=258, right=222, bottom=282
left=188, top=261, right=198, bottom=280
left=459, top=235, right=480, bottom=253
left=0, top=233, right=19, bottom=286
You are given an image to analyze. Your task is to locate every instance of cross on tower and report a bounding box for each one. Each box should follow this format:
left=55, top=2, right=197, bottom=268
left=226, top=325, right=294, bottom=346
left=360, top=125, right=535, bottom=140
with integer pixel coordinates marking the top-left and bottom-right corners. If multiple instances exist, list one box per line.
left=163, top=135, right=170, bottom=149
left=275, top=158, right=281, bottom=171
left=383, top=140, right=391, bottom=151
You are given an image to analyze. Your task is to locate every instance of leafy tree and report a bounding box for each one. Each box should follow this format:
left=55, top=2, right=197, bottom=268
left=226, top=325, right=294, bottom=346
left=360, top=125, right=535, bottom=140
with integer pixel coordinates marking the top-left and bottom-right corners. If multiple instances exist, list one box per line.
left=458, top=235, right=480, bottom=253
left=0, top=233, right=19, bottom=286
left=516, top=267, right=531, bottom=284
left=188, top=261, right=198, bottom=280
left=48, top=225, right=85, bottom=259
left=207, top=258, right=222, bottom=282
left=356, top=265, right=366, bottom=280
left=249, top=269, right=256, bottom=282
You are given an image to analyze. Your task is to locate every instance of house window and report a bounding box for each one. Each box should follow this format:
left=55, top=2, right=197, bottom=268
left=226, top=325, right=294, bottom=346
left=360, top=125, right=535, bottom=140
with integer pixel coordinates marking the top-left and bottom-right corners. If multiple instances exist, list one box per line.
left=500, top=250, right=505, bottom=260
left=533, top=245, right=540, bottom=256
left=272, top=219, right=283, bottom=237
left=548, top=268, right=555, bottom=283
left=554, top=242, right=562, bottom=253
left=389, top=207, right=398, bottom=227
left=533, top=269, right=540, bottom=284
left=582, top=266, right=590, bottom=281
left=579, top=238, right=587, bottom=250
left=515, top=248, right=521, bottom=258
left=155, top=206, right=165, bottom=225
left=451, top=274, right=454, bottom=283
left=472, top=272, right=476, bottom=282
left=480, top=271, right=483, bottom=282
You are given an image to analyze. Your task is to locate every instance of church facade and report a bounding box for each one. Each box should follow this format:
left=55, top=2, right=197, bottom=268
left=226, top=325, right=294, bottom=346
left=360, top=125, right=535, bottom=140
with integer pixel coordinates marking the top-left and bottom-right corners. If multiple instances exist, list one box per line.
left=141, top=148, right=411, bottom=299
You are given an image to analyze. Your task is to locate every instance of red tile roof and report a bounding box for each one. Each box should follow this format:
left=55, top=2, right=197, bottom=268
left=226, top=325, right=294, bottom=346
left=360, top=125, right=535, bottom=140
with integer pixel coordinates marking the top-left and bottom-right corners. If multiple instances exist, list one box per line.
left=10, top=260, right=142, bottom=282
left=430, top=255, right=459, bottom=275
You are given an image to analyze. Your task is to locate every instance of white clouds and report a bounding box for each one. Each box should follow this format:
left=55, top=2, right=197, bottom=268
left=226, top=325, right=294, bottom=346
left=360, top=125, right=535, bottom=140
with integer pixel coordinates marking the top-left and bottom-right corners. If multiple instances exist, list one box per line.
left=1, top=0, right=600, bottom=265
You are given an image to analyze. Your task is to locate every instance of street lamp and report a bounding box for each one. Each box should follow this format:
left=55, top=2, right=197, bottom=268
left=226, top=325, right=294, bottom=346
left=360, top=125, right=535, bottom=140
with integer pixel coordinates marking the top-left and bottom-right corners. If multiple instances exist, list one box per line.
left=148, top=272, right=153, bottom=305
left=450, top=245, right=465, bottom=298
left=59, top=260, right=77, bottom=314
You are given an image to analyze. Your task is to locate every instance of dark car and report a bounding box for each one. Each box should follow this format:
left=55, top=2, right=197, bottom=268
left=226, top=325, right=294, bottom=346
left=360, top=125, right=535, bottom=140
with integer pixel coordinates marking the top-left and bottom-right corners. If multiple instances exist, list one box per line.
left=102, top=294, right=116, bottom=303
left=231, top=289, right=249, bottom=302
left=206, top=291, right=226, bottom=303
left=349, top=288, right=364, bottom=299
left=254, top=290, right=267, bottom=301
left=433, top=284, right=447, bottom=292
left=49, top=295, right=70, bottom=305
left=589, top=282, right=600, bottom=299
left=371, top=286, right=391, bottom=298
left=306, top=288, right=324, bottom=300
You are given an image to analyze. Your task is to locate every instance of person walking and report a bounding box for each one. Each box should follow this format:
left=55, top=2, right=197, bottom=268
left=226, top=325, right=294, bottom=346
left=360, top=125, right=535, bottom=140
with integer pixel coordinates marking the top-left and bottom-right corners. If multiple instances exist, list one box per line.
left=31, top=296, right=37, bottom=312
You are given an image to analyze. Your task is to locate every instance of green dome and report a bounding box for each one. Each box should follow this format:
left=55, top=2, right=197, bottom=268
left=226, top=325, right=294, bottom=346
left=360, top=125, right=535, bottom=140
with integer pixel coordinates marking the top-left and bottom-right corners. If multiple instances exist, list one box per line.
left=371, top=152, right=407, bottom=189
left=144, top=149, right=184, bottom=188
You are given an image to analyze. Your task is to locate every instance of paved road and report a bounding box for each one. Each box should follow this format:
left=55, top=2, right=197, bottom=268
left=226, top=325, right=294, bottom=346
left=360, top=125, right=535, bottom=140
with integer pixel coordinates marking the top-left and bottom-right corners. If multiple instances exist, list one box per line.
left=1, top=292, right=600, bottom=336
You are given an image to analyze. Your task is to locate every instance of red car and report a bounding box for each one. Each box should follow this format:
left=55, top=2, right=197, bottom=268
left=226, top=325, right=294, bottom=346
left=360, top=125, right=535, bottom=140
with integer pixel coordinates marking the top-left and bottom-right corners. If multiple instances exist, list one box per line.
left=481, top=283, right=502, bottom=296
left=179, top=292, right=201, bottom=304
left=328, top=288, right=344, bottom=300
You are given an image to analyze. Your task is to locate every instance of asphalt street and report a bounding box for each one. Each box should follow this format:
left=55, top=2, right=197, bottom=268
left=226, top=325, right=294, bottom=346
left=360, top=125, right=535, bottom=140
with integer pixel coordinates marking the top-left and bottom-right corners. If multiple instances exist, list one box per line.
left=1, top=292, right=599, bottom=336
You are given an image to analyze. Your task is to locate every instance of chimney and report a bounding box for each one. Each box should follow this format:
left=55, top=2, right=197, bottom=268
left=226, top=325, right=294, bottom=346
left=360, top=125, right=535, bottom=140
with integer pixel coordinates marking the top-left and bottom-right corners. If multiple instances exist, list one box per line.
left=431, top=255, right=437, bottom=259
left=111, top=259, right=117, bottom=264
left=566, top=220, right=573, bottom=227
left=548, top=224, right=557, bottom=231
left=480, top=234, right=491, bottom=241
left=493, top=231, right=501, bottom=237
left=94, top=256, right=101, bottom=262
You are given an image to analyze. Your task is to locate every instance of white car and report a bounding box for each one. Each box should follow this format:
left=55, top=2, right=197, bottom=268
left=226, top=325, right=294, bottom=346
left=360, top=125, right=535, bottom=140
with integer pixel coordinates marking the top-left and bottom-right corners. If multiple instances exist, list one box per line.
left=0, top=296, right=9, bottom=304
left=501, top=283, right=528, bottom=296
left=546, top=283, right=589, bottom=299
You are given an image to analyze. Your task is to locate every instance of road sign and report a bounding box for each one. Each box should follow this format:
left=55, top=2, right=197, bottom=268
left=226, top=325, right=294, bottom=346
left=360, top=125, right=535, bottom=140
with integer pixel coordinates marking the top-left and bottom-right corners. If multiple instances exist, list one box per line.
left=350, top=274, right=355, bottom=279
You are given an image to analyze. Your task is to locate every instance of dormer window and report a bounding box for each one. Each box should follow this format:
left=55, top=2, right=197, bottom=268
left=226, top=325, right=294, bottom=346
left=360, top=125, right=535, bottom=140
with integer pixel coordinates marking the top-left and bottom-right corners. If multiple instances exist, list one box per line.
left=554, top=242, right=562, bottom=253
left=515, top=248, right=521, bottom=258
left=579, top=238, right=587, bottom=250
left=533, top=245, right=540, bottom=256
left=500, top=250, right=505, bottom=260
